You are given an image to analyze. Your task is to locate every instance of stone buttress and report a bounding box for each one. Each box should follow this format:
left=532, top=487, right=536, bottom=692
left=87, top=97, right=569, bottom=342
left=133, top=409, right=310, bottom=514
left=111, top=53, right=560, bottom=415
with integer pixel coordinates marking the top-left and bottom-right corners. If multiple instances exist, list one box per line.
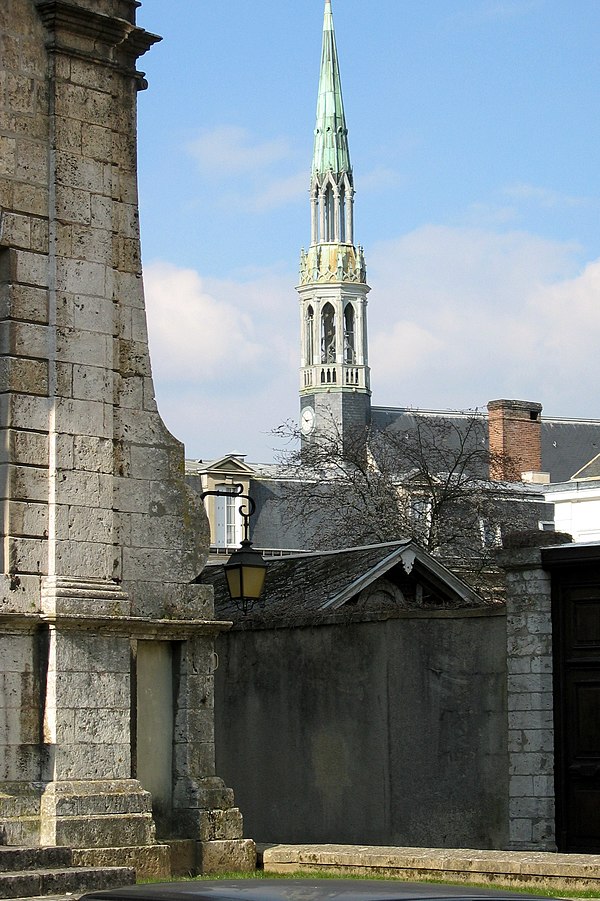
left=0, top=0, right=253, bottom=875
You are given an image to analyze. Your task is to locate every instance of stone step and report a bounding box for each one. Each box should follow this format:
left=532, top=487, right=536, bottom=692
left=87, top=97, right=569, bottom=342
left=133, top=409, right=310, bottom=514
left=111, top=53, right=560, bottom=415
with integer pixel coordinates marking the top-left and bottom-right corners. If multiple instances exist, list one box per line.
left=0, top=850, right=73, bottom=874
left=0, top=866, right=135, bottom=900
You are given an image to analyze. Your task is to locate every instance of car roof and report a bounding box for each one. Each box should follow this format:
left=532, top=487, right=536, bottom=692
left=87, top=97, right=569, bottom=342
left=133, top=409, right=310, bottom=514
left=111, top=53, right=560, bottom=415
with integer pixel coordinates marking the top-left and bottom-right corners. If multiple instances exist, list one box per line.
left=79, top=878, right=559, bottom=901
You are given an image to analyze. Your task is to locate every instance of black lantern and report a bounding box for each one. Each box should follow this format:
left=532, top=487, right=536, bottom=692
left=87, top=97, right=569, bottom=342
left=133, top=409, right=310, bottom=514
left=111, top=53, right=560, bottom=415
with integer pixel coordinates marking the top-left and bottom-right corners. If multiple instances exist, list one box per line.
left=200, top=484, right=267, bottom=614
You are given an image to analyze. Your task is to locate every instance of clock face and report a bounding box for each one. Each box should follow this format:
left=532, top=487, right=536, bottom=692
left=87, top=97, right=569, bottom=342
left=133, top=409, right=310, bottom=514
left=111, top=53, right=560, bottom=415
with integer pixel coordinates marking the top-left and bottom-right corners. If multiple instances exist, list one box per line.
left=301, top=405, right=316, bottom=435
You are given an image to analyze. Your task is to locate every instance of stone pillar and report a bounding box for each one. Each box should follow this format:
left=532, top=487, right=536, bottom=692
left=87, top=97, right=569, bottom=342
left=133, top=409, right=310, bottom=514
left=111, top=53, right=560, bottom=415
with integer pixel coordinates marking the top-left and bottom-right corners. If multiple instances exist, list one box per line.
left=498, top=539, right=557, bottom=851
left=1, top=0, right=253, bottom=873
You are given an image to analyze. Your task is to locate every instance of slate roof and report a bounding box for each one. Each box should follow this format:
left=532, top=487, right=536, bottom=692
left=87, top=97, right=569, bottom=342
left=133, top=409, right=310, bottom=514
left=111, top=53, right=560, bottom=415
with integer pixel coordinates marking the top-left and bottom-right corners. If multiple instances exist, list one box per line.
left=571, top=453, right=600, bottom=481
left=371, top=406, right=600, bottom=483
left=200, top=540, right=491, bottom=628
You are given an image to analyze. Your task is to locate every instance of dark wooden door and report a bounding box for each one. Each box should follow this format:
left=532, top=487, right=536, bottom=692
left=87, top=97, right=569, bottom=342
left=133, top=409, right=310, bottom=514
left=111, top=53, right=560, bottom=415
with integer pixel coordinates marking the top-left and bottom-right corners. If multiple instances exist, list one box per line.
left=554, top=578, right=600, bottom=852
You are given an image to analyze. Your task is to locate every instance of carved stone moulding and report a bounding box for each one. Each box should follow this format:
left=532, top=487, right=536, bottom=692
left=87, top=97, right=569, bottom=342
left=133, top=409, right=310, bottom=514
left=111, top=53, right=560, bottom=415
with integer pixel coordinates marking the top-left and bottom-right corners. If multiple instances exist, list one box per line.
left=33, top=0, right=161, bottom=67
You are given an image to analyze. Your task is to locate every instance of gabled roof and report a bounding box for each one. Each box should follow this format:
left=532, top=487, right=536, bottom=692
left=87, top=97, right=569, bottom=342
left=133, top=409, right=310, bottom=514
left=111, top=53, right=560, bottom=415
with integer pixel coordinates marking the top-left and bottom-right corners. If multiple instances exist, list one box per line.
left=571, top=452, right=600, bottom=481
left=186, top=454, right=257, bottom=477
left=200, top=540, right=489, bottom=628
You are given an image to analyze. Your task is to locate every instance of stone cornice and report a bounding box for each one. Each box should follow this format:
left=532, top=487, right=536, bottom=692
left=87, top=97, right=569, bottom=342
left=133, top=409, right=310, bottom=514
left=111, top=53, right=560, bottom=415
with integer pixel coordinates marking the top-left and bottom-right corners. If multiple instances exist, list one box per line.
left=34, top=0, right=161, bottom=64
left=0, top=612, right=232, bottom=639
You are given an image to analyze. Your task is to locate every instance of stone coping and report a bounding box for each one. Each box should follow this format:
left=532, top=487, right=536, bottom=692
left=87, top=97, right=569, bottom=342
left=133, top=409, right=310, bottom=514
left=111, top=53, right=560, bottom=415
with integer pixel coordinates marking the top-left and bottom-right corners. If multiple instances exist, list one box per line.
left=261, top=844, right=600, bottom=890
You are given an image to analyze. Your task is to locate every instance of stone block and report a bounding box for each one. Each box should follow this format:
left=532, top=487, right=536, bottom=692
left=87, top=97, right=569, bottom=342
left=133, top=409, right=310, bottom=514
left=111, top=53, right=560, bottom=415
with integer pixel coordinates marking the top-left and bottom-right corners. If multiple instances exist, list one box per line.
left=5, top=464, right=48, bottom=502
left=53, top=538, right=113, bottom=579
left=71, top=224, right=112, bottom=264
left=72, top=362, right=111, bottom=401
left=0, top=211, right=31, bottom=249
left=55, top=114, right=83, bottom=153
left=13, top=182, right=48, bottom=217
left=74, top=708, right=131, bottom=744
left=0, top=356, right=48, bottom=394
left=0, top=135, right=17, bottom=176
left=73, top=435, right=113, bottom=473
left=56, top=259, right=106, bottom=296
left=174, top=708, right=215, bottom=745
left=15, top=139, right=47, bottom=185
left=114, top=477, right=150, bottom=513
left=510, top=796, right=554, bottom=819
left=119, top=339, right=152, bottom=378
left=533, top=774, right=555, bottom=797
left=0, top=392, right=48, bottom=432
left=173, top=741, right=215, bottom=782
left=6, top=73, right=36, bottom=114
left=52, top=741, right=131, bottom=781
left=0, top=283, right=49, bottom=323
left=0, top=744, right=40, bottom=781
left=81, top=124, right=112, bottom=162
left=166, top=839, right=197, bottom=877
left=509, top=775, right=533, bottom=797
left=56, top=184, right=91, bottom=224
left=91, top=194, right=112, bottom=230
left=0, top=319, right=49, bottom=357
left=0, top=573, right=42, bottom=614
left=30, top=216, right=49, bottom=253
left=172, top=778, right=234, bottom=814
left=56, top=151, right=106, bottom=193
left=196, top=839, right=256, bottom=875
left=507, top=691, right=553, bottom=712
left=68, top=505, right=113, bottom=543
left=0, top=704, right=39, bottom=744
left=55, top=396, right=108, bottom=437
left=53, top=670, right=130, bottom=711
left=508, top=710, right=554, bottom=730
left=57, top=325, right=110, bottom=367
left=56, top=83, right=112, bottom=127
left=72, top=846, right=171, bottom=881
left=509, top=752, right=552, bottom=775
left=14, top=249, right=48, bottom=287
left=6, top=536, right=47, bottom=573
left=73, top=294, right=114, bottom=333
left=0, top=638, right=35, bottom=674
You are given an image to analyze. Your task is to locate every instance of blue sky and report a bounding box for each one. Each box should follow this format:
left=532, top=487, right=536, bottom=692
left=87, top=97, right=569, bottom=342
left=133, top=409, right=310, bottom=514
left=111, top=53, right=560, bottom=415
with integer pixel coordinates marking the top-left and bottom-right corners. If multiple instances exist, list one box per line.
left=134, top=0, right=600, bottom=462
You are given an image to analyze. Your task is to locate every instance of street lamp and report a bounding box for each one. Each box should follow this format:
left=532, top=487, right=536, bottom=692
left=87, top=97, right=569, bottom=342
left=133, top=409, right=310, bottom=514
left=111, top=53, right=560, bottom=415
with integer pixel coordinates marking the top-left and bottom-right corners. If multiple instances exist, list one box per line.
left=200, top=484, right=267, bottom=615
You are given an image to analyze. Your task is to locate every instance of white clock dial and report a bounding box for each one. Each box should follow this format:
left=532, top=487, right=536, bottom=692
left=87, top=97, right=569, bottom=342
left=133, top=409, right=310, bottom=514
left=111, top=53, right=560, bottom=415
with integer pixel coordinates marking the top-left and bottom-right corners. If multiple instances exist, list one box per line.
left=301, top=405, right=316, bottom=435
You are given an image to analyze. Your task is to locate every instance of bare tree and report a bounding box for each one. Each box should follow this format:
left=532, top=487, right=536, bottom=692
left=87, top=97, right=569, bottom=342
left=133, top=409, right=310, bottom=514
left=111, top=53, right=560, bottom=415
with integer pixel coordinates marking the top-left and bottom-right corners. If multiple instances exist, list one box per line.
left=272, top=410, right=544, bottom=582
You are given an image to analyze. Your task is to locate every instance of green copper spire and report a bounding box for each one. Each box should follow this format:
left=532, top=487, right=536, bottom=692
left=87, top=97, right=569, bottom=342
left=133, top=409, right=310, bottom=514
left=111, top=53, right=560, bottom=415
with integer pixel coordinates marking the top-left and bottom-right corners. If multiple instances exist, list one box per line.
left=312, top=0, right=351, bottom=179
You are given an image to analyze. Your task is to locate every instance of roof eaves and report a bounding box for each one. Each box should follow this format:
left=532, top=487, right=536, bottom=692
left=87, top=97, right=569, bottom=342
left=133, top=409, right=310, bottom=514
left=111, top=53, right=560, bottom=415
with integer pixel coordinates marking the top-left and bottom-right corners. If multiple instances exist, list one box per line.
left=321, top=540, right=414, bottom=610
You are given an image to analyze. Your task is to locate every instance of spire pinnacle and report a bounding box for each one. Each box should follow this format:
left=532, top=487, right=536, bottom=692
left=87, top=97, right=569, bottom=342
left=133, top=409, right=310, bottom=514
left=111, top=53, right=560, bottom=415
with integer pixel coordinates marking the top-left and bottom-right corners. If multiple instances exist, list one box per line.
left=312, top=0, right=351, bottom=179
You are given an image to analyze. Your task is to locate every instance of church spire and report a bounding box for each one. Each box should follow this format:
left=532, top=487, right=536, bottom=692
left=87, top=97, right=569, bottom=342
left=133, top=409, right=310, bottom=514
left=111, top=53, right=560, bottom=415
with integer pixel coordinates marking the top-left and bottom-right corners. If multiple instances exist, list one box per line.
left=312, top=0, right=351, bottom=180
left=297, top=0, right=371, bottom=446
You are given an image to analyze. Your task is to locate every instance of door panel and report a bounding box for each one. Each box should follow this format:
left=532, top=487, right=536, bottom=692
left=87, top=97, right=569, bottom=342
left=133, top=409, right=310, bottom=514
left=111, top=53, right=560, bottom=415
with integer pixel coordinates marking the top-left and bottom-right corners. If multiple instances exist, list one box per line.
left=554, top=577, right=600, bottom=852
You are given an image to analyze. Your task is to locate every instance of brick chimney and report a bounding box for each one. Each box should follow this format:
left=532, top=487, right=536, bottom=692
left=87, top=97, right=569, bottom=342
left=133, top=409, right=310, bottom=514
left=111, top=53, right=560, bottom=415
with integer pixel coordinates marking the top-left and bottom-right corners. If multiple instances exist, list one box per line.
left=488, top=399, right=543, bottom=481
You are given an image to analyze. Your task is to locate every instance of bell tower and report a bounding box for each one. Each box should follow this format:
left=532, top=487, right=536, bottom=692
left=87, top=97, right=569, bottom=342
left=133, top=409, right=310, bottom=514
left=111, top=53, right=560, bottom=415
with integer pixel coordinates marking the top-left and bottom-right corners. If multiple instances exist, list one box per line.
left=297, top=0, right=371, bottom=445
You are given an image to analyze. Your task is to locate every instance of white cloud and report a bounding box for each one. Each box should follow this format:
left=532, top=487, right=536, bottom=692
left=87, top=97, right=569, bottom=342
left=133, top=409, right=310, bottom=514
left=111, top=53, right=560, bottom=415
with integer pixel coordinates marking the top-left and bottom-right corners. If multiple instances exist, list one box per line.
left=241, top=171, right=307, bottom=213
left=142, top=228, right=600, bottom=463
left=185, top=125, right=305, bottom=213
left=187, top=125, right=290, bottom=177
left=504, top=182, right=591, bottom=210
left=367, top=226, right=597, bottom=415
left=144, top=261, right=263, bottom=384
left=143, top=260, right=298, bottom=460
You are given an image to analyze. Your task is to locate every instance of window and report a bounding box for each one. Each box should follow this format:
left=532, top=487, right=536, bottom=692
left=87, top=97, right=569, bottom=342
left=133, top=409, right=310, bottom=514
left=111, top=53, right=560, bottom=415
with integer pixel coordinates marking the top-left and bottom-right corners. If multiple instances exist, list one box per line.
left=344, top=304, right=355, bottom=363
left=215, top=484, right=240, bottom=547
left=321, top=303, right=336, bottom=363
left=305, top=306, right=314, bottom=364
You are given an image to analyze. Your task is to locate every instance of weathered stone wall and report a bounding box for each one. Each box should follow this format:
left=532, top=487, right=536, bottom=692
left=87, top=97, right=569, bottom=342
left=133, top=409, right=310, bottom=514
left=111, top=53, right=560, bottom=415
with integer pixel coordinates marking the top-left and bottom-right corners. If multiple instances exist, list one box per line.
left=215, top=610, right=508, bottom=849
left=499, top=546, right=556, bottom=851
left=1, top=0, right=252, bottom=871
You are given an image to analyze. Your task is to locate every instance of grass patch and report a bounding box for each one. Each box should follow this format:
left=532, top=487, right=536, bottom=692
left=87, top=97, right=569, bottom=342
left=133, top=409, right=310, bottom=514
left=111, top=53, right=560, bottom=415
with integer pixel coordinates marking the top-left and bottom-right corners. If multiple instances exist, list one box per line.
left=185, top=869, right=600, bottom=898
